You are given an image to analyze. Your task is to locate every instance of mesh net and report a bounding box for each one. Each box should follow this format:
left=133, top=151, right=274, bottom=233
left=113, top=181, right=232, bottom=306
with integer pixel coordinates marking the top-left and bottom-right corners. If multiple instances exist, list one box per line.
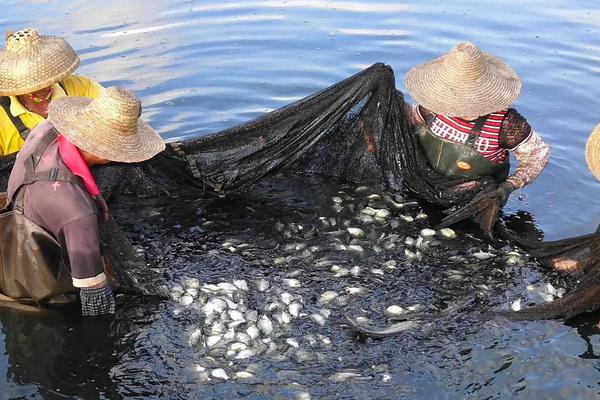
left=163, top=63, right=495, bottom=206
left=497, top=225, right=600, bottom=320
left=0, top=64, right=514, bottom=297
left=8, top=63, right=597, bottom=318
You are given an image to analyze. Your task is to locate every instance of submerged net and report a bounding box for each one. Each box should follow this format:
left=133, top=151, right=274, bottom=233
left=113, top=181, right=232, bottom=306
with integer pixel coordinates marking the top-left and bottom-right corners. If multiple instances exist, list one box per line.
left=497, top=225, right=600, bottom=320
left=98, top=216, right=168, bottom=297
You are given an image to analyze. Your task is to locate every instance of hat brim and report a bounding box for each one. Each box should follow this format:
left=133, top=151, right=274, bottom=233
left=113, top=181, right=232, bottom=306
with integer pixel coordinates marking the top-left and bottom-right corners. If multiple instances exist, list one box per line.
left=586, top=123, right=600, bottom=181
left=48, top=97, right=165, bottom=163
left=405, top=52, right=521, bottom=117
left=0, top=36, right=80, bottom=96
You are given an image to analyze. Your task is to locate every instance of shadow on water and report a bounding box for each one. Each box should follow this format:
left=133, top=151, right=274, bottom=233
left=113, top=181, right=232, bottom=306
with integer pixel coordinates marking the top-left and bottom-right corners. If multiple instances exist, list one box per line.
left=566, top=310, right=600, bottom=360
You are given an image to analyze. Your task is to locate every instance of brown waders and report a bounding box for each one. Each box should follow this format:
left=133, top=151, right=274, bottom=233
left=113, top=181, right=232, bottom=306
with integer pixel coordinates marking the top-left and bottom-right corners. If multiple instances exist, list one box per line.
left=0, top=129, right=83, bottom=306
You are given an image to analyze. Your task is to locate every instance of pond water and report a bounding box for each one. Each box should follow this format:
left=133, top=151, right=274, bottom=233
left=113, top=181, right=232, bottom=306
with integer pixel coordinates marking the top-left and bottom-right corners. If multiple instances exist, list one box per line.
left=3, top=1, right=600, bottom=399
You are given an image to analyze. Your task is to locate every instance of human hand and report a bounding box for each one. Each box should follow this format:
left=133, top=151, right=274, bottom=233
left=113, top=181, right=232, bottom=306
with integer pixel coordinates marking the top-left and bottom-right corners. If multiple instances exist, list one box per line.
left=494, top=182, right=516, bottom=206
left=94, top=195, right=110, bottom=221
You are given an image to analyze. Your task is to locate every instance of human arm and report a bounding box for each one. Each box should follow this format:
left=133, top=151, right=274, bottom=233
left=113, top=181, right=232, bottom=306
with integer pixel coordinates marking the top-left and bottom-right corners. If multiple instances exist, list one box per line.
left=500, top=109, right=551, bottom=189
left=60, top=214, right=115, bottom=316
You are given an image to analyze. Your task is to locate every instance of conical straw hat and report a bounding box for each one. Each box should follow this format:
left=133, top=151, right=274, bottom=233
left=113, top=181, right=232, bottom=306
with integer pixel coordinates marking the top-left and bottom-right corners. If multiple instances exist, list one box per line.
left=48, top=87, right=165, bottom=163
left=405, top=42, right=521, bottom=117
left=585, top=123, right=600, bottom=180
left=0, top=28, right=80, bottom=96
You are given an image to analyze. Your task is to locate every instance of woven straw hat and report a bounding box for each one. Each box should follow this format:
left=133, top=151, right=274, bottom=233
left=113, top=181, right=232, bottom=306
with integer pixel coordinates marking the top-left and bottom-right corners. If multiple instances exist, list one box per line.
left=0, top=28, right=80, bottom=96
left=405, top=42, right=521, bottom=117
left=48, top=87, right=165, bottom=163
left=585, top=124, right=600, bottom=180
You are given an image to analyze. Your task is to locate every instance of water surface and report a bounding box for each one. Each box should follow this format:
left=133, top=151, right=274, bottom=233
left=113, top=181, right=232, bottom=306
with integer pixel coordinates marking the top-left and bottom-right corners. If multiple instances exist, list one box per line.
left=3, top=1, right=600, bottom=399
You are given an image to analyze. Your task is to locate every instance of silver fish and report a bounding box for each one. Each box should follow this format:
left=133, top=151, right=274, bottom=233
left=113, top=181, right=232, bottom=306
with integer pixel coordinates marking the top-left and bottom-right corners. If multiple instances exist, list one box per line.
left=345, top=315, right=419, bottom=338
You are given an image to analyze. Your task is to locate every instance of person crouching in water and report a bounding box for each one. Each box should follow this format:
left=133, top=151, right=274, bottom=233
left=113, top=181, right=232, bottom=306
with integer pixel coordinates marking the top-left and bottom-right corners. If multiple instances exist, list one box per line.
left=1, top=87, right=165, bottom=316
left=404, top=42, right=551, bottom=206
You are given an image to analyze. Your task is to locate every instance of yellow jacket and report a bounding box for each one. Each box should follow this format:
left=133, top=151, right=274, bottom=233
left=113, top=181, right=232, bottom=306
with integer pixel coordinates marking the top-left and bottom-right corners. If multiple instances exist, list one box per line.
left=0, top=75, right=102, bottom=155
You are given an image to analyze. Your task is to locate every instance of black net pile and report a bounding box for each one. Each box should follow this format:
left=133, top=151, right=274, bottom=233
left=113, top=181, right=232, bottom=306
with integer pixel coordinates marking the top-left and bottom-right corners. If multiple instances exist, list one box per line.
left=161, top=63, right=495, bottom=206
left=1, top=63, right=499, bottom=217
left=0, top=64, right=530, bottom=298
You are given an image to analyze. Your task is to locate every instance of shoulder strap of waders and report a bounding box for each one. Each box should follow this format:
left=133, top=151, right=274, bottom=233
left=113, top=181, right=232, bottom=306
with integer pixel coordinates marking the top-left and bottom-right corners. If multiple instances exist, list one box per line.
left=421, top=106, right=437, bottom=127
left=13, top=128, right=83, bottom=212
left=464, top=115, right=487, bottom=148
left=0, top=96, right=30, bottom=140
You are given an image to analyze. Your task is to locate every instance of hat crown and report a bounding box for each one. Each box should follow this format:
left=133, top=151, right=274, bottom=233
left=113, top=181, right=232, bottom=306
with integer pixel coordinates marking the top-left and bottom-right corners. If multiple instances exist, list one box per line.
left=404, top=41, right=520, bottom=117
left=48, top=86, right=165, bottom=163
left=0, top=28, right=80, bottom=96
left=91, top=87, right=142, bottom=137
left=443, top=42, right=486, bottom=81
left=6, top=28, right=40, bottom=52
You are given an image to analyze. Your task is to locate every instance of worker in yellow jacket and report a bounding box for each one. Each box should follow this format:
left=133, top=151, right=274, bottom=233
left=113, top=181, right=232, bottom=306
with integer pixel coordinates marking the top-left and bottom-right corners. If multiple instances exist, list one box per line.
left=0, top=28, right=102, bottom=155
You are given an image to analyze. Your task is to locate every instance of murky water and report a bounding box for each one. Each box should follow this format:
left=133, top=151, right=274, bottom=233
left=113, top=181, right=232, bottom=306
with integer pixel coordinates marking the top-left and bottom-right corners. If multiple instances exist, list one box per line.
left=3, top=1, right=600, bottom=399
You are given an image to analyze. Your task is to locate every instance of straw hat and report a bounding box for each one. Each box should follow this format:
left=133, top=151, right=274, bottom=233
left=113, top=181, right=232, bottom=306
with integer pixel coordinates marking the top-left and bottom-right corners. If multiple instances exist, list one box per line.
left=48, top=87, right=165, bottom=163
left=585, top=124, right=600, bottom=180
left=405, top=42, right=521, bottom=117
left=0, top=28, right=80, bottom=96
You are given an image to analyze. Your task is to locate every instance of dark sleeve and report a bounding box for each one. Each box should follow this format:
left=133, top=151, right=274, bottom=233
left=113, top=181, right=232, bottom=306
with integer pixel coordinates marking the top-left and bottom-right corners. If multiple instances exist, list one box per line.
left=499, top=108, right=532, bottom=150
left=59, top=214, right=105, bottom=287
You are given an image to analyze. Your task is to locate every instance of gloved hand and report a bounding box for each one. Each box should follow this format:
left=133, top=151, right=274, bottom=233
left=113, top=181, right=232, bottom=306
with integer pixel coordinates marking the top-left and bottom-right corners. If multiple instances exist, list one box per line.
left=494, top=181, right=516, bottom=206
left=80, top=283, right=116, bottom=316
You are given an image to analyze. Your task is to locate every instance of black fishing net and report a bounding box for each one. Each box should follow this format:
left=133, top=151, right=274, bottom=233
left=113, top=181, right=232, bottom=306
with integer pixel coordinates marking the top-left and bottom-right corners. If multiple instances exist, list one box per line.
left=497, top=225, right=600, bottom=320
left=162, top=63, right=495, bottom=205
left=5, top=62, right=598, bottom=319
left=1, top=63, right=499, bottom=215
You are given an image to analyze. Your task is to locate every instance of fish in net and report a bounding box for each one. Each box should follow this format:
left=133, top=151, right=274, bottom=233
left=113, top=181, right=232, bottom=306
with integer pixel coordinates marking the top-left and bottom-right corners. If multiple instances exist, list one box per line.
left=0, top=63, right=563, bottom=315
left=496, top=224, right=600, bottom=320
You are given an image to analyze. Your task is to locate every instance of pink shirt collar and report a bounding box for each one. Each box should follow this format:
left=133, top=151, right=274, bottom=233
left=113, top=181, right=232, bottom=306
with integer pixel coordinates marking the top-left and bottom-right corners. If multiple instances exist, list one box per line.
left=57, top=135, right=101, bottom=197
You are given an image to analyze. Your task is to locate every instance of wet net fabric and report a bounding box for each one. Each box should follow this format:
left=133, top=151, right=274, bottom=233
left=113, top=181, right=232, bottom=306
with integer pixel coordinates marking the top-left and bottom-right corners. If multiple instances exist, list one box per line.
left=497, top=225, right=600, bottom=320
left=98, top=62, right=600, bottom=319
left=1, top=64, right=500, bottom=216
left=1, top=62, right=600, bottom=319
left=165, top=63, right=496, bottom=207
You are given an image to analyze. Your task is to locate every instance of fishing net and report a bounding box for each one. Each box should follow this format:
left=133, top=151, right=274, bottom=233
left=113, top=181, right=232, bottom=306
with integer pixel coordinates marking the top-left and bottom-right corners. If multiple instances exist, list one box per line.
left=163, top=63, right=496, bottom=207
left=497, top=225, right=600, bottom=320
left=107, top=62, right=600, bottom=319
left=1, top=63, right=500, bottom=219
left=0, top=64, right=521, bottom=297
left=0, top=63, right=551, bottom=305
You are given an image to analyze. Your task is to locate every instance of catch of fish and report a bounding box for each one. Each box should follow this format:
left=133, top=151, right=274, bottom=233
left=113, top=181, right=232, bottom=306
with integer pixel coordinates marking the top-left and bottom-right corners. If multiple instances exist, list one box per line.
left=134, top=177, right=572, bottom=384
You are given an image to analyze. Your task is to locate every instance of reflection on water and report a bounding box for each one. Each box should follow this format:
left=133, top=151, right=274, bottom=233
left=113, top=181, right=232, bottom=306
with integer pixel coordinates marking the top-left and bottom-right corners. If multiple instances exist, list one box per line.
left=0, top=307, right=120, bottom=399
left=3, top=0, right=600, bottom=398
